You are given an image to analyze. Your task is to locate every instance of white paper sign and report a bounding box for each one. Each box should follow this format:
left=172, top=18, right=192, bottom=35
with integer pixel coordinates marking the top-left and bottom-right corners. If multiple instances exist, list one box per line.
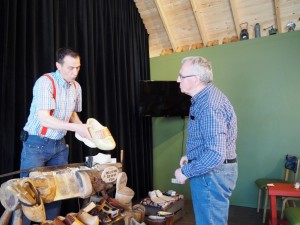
left=101, top=166, right=119, bottom=183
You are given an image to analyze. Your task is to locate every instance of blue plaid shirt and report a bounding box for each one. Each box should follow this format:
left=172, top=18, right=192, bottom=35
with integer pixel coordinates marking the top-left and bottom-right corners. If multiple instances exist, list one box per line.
left=24, top=70, right=82, bottom=140
left=182, top=83, right=237, bottom=178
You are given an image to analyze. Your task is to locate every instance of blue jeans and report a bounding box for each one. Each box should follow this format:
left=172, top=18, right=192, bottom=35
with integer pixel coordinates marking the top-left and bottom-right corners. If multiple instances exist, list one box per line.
left=190, top=163, right=238, bottom=225
left=19, top=134, right=69, bottom=224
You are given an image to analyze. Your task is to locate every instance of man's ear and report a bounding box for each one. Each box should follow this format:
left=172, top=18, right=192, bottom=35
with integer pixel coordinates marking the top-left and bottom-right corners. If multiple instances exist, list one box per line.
left=56, top=62, right=61, bottom=70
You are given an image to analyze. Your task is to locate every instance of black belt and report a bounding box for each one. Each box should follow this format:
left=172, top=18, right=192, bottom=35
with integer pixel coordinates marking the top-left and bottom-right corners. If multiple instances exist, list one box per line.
left=188, top=158, right=237, bottom=164
left=224, top=158, right=237, bottom=164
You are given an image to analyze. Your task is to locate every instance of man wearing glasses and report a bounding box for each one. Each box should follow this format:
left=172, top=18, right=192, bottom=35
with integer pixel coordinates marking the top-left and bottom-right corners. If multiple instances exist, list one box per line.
left=174, top=56, right=238, bottom=225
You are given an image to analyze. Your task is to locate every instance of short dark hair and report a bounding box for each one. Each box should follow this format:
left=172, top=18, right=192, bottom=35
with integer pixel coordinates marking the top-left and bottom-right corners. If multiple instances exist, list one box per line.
left=56, top=47, right=80, bottom=64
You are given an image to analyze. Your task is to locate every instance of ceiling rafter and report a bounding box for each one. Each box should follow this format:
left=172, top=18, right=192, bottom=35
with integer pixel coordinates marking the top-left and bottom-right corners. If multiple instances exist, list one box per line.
left=190, top=0, right=208, bottom=45
left=154, top=0, right=177, bottom=50
left=134, top=0, right=300, bottom=57
left=229, top=0, right=241, bottom=35
left=274, top=0, right=282, bottom=33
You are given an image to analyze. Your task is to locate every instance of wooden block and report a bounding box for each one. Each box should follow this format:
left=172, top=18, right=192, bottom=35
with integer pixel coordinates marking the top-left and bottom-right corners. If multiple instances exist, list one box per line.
left=222, top=37, right=230, bottom=44
left=190, top=43, right=204, bottom=50
left=143, top=198, right=184, bottom=217
left=181, top=45, right=190, bottom=52
left=175, top=46, right=182, bottom=53
left=160, top=49, right=167, bottom=56
left=173, top=207, right=185, bottom=223
left=196, top=42, right=204, bottom=49
left=190, top=44, right=197, bottom=50
left=166, top=49, right=173, bottom=55
left=212, top=40, right=219, bottom=46
left=206, top=41, right=213, bottom=47
left=231, top=36, right=239, bottom=42
left=160, top=49, right=173, bottom=56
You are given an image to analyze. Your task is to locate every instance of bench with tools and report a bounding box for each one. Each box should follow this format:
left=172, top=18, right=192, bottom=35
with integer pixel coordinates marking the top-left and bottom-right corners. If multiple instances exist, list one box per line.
left=140, top=191, right=185, bottom=223
left=0, top=162, right=122, bottom=224
left=0, top=118, right=128, bottom=224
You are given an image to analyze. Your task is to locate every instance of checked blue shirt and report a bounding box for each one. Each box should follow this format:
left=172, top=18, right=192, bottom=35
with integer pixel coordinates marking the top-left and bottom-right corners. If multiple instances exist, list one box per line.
left=24, top=70, right=82, bottom=140
left=182, top=83, right=237, bottom=178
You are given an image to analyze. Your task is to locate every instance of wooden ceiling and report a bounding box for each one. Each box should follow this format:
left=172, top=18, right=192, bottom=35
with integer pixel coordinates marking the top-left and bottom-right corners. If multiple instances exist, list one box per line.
left=134, top=0, right=300, bottom=58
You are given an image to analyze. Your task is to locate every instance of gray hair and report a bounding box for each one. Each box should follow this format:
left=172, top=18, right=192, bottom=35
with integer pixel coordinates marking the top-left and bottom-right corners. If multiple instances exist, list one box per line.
left=181, top=56, right=213, bottom=83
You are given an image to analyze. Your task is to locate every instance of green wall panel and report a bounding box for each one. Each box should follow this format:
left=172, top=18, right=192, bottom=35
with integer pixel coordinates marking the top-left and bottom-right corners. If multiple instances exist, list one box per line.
left=149, top=31, right=300, bottom=208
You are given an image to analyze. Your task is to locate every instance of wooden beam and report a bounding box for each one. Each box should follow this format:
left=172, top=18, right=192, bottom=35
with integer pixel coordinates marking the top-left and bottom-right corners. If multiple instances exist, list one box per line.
left=229, top=0, right=240, bottom=35
left=274, top=0, right=282, bottom=33
left=189, top=0, right=208, bottom=45
left=154, top=0, right=177, bottom=50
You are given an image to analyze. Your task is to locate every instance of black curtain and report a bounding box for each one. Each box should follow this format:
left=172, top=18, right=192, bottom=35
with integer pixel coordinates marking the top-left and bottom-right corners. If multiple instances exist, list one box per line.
left=0, top=0, right=152, bottom=213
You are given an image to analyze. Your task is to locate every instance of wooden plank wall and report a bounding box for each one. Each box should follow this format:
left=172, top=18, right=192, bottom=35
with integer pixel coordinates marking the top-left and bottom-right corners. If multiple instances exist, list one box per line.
left=134, top=0, right=300, bottom=57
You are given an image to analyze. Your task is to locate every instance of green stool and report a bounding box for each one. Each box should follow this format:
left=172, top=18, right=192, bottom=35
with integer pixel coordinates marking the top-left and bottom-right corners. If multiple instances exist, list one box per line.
left=255, top=178, right=289, bottom=223
left=284, top=207, right=300, bottom=225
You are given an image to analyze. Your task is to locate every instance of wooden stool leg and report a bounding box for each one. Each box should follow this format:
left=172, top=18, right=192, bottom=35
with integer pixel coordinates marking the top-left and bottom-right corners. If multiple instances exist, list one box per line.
left=263, top=190, right=268, bottom=223
left=257, top=189, right=262, bottom=212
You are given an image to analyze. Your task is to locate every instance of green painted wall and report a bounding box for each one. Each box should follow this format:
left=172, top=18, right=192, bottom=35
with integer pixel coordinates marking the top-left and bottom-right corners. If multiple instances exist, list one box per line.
left=150, top=31, right=300, bottom=208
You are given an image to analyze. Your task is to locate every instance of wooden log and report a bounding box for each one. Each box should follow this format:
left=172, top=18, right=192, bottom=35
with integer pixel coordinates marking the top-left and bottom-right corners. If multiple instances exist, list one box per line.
left=0, top=163, right=123, bottom=211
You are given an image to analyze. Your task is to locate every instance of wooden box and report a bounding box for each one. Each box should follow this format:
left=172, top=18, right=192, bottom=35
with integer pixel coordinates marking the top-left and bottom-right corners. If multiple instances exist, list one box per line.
left=140, top=195, right=184, bottom=223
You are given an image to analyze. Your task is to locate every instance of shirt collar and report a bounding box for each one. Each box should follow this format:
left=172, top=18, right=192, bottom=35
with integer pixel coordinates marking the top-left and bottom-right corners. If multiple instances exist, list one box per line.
left=191, top=82, right=213, bottom=105
left=53, top=70, right=75, bottom=88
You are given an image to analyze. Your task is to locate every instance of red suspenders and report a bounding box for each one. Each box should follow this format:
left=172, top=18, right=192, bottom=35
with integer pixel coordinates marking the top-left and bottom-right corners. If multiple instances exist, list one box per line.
left=40, top=74, right=76, bottom=136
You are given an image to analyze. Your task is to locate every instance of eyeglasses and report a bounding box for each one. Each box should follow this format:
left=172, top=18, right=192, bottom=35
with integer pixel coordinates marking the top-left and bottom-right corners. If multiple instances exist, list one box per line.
left=178, top=74, right=198, bottom=79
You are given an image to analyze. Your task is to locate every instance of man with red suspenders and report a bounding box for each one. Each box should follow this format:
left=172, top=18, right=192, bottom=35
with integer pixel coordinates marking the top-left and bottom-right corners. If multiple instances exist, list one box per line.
left=19, top=47, right=91, bottom=223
